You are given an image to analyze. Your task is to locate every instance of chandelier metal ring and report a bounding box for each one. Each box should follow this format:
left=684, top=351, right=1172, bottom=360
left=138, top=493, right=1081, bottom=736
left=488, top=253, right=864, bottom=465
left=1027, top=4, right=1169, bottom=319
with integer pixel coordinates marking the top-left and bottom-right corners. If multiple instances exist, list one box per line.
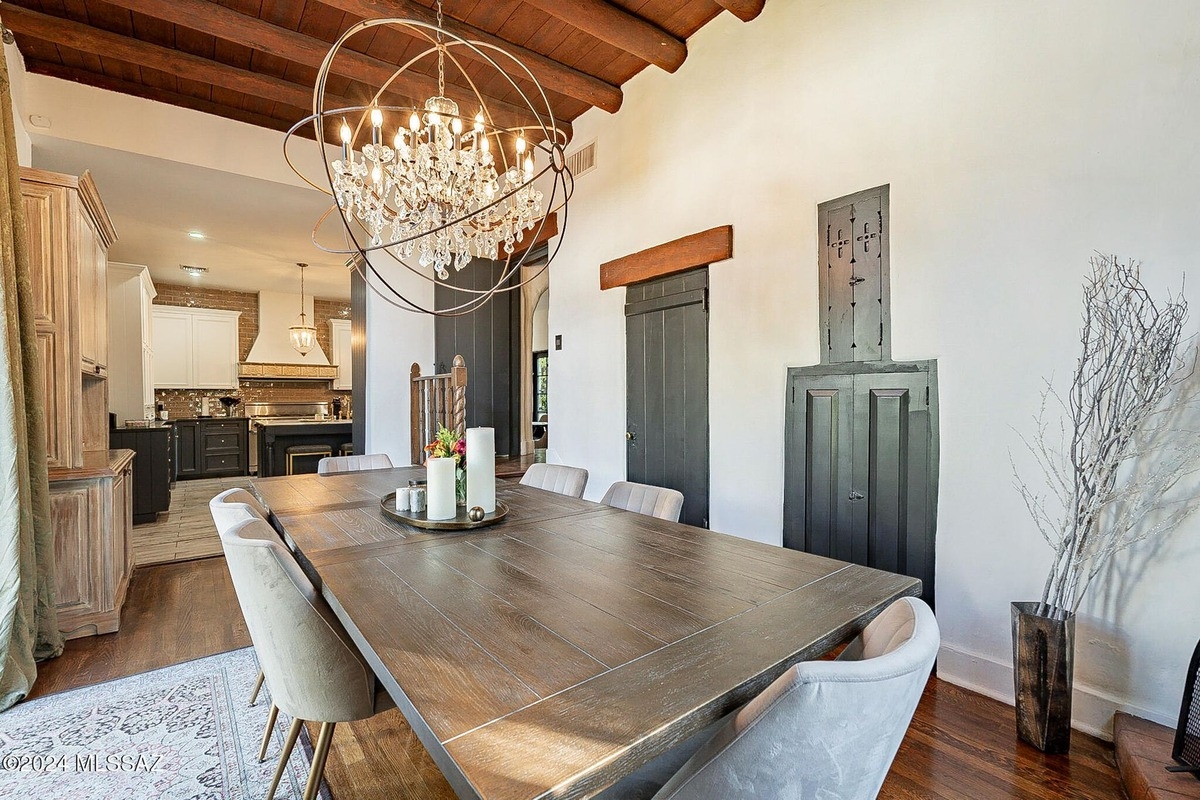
left=284, top=14, right=574, bottom=317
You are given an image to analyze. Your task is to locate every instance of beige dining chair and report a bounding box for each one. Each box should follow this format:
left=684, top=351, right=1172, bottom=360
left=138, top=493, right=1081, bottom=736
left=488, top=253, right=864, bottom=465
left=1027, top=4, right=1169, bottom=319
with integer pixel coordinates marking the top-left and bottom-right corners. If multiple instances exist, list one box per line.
left=220, top=515, right=393, bottom=800
left=209, top=488, right=271, bottom=708
left=317, top=453, right=394, bottom=475
left=596, top=596, right=939, bottom=800
left=601, top=481, right=685, bottom=522
left=519, top=462, right=589, bottom=498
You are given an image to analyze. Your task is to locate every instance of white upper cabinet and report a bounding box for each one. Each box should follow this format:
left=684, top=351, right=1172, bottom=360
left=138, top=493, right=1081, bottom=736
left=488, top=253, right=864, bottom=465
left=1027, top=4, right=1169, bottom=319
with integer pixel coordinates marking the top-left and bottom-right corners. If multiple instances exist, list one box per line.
left=107, top=263, right=157, bottom=422
left=329, top=318, right=352, bottom=390
left=152, top=307, right=240, bottom=389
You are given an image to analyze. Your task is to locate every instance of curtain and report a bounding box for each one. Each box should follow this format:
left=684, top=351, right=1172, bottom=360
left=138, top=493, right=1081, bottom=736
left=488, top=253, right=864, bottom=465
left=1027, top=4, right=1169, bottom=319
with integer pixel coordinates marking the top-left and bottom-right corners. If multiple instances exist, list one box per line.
left=0, top=45, right=63, bottom=711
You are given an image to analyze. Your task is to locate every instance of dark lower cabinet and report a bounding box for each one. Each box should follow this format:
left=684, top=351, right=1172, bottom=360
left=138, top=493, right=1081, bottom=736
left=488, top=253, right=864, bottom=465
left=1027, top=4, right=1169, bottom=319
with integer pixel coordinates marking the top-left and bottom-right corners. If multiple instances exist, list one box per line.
left=783, top=361, right=939, bottom=607
left=110, top=426, right=171, bottom=524
left=173, top=418, right=249, bottom=479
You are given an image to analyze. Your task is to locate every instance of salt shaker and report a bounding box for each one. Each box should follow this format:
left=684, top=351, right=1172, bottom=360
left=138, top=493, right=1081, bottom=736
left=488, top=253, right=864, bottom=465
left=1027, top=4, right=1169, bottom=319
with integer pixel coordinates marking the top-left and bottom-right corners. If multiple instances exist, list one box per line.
left=394, top=486, right=411, bottom=512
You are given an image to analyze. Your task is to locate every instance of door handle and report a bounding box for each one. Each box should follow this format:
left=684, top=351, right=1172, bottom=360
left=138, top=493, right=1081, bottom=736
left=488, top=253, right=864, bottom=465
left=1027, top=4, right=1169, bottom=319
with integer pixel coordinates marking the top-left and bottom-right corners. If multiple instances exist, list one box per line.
left=626, top=431, right=637, bottom=443
left=848, top=490, right=865, bottom=501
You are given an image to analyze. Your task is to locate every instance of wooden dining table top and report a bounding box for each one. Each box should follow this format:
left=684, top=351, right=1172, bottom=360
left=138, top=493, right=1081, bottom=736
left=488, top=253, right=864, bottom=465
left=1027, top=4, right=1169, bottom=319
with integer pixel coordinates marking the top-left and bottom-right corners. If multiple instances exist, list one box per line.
left=250, top=467, right=921, bottom=800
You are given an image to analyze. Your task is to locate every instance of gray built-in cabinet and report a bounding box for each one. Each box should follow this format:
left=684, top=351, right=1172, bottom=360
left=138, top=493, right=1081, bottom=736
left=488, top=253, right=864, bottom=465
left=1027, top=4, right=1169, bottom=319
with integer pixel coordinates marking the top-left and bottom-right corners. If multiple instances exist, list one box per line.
left=783, top=185, right=939, bottom=606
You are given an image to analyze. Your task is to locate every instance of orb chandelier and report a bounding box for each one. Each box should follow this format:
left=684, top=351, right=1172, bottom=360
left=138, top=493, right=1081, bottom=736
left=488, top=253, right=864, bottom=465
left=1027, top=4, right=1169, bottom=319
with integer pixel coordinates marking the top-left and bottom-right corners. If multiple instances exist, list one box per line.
left=288, top=262, right=318, bottom=356
left=285, top=2, right=573, bottom=317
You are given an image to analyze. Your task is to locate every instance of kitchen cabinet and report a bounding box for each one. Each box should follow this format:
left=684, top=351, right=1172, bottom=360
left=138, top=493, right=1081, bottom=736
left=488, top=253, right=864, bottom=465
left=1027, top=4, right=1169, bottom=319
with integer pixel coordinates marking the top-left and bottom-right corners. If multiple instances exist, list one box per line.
left=110, top=426, right=171, bottom=524
left=49, top=450, right=135, bottom=639
left=152, top=306, right=240, bottom=389
left=107, top=263, right=157, bottom=424
left=173, top=418, right=249, bottom=479
left=21, top=167, right=117, bottom=468
left=329, top=318, right=352, bottom=390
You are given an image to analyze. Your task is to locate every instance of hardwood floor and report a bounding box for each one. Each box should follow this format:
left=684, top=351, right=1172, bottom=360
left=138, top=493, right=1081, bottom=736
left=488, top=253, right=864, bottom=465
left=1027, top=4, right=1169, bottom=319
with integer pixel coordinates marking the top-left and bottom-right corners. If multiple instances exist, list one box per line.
left=29, top=557, right=1126, bottom=800
left=130, top=475, right=252, bottom=565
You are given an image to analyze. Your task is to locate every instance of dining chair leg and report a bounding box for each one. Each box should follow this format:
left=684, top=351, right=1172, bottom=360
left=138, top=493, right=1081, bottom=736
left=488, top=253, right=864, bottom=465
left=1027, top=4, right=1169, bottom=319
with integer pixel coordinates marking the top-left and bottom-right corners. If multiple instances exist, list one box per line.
left=258, top=703, right=279, bottom=762
left=301, top=722, right=336, bottom=800
left=249, top=670, right=265, bottom=706
left=265, top=716, right=303, bottom=800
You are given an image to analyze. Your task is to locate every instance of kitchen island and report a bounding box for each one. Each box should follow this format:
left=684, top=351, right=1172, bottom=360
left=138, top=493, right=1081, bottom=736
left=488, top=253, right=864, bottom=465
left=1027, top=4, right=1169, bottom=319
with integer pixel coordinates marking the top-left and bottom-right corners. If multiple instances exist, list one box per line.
left=256, top=419, right=352, bottom=477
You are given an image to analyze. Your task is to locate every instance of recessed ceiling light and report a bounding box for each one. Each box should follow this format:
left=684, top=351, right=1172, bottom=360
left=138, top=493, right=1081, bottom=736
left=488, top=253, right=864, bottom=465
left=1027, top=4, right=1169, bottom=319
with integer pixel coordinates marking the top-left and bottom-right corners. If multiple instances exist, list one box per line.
left=180, top=264, right=208, bottom=277
left=187, top=230, right=206, bottom=239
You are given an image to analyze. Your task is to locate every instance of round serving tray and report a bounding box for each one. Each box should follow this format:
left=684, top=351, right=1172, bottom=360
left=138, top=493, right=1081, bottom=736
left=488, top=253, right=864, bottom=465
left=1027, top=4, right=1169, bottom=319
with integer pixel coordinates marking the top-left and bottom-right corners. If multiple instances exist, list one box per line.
left=380, top=492, right=508, bottom=531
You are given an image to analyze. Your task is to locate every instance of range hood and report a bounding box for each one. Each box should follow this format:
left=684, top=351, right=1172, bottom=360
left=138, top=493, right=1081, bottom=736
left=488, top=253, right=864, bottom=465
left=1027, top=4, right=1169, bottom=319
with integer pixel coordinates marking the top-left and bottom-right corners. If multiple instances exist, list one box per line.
left=239, top=290, right=337, bottom=381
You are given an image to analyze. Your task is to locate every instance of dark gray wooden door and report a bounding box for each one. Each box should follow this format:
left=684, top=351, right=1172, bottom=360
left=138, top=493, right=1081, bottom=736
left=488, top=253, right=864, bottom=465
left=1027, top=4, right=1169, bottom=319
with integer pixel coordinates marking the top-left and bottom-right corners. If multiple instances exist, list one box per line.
left=435, top=261, right=521, bottom=455
left=626, top=269, right=709, bottom=528
left=783, top=363, right=938, bottom=605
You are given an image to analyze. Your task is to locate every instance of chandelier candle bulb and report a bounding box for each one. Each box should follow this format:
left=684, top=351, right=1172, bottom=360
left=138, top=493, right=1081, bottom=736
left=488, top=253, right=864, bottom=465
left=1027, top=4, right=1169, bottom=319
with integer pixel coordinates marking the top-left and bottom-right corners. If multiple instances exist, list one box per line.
left=340, top=120, right=351, bottom=162
left=465, top=427, right=496, bottom=514
left=426, top=457, right=456, bottom=520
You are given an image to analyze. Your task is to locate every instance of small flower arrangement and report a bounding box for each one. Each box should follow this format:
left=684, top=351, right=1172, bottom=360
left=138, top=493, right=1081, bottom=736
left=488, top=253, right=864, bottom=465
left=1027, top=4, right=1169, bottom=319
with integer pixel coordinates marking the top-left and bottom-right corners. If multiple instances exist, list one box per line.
left=424, top=426, right=466, bottom=467
left=425, top=426, right=467, bottom=504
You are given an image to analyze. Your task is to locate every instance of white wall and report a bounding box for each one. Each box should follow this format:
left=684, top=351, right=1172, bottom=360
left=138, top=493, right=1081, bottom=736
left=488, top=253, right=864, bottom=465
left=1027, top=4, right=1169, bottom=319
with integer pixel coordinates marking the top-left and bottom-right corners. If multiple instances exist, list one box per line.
left=363, top=254, right=435, bottom=465
left=4, top=43, right=31, bottom=166
left=549, top=0, right=1200, bottom=737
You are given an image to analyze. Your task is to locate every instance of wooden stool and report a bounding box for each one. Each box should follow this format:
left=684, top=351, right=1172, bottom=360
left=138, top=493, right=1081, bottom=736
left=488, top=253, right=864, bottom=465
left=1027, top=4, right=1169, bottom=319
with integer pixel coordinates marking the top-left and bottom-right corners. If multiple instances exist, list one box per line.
left=286, top=444, right=333, bottom=475
left=339, top=443, right=353, bottom=456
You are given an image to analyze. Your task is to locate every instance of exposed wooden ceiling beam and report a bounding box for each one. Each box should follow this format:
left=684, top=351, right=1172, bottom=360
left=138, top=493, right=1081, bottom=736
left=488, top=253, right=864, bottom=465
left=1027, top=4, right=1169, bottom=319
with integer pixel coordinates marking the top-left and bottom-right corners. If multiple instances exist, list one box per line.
left=98, top=0, right=562, bottom=137
left=23, top=59, right=309, bottom=137
left=2, top=5, right=355, bottom=113
left=713, top=0, right=766, bottom=22
left=317, top=0, right=624, bottom=113
left=520, top=0, right=686, bottom=73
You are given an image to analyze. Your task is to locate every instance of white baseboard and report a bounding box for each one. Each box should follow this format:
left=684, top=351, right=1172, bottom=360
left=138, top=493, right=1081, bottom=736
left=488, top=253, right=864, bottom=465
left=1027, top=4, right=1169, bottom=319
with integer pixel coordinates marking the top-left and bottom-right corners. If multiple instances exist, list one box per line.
left=937, top=643, right=1175, bottom=742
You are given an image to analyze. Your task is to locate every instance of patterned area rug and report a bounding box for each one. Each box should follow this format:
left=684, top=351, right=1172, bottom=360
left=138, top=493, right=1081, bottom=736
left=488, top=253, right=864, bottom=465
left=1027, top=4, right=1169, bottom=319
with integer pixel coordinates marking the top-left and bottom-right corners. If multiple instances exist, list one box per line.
left=0, top=647, right=329, bottom=799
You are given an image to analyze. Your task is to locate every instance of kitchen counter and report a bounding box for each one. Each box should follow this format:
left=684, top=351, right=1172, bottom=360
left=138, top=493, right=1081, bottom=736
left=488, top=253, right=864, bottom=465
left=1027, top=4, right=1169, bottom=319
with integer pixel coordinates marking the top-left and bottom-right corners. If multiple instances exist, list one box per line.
left=257, top=420, right=352, bottom=477
left=48, top=448, right=136, bottom=482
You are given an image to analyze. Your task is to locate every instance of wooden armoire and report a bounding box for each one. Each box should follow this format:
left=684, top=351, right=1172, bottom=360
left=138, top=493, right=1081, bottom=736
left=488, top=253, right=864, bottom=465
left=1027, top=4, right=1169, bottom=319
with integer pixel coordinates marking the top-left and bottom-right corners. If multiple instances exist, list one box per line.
left=783, top=186, right=939, bottom=607
left=21, top=167, right=134, bottom=639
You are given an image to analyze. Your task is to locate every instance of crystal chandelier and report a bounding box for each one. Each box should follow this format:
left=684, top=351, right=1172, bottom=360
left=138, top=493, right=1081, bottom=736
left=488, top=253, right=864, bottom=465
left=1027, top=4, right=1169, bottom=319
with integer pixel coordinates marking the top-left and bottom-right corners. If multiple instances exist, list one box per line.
left=285, top=2, right=572, bottom=316
left=289, top=263, right=317, bottom=356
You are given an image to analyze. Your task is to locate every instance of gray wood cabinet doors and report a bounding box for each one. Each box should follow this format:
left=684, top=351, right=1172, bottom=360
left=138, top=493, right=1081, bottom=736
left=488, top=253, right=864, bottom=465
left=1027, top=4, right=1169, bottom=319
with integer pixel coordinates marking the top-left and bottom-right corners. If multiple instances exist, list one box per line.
left=819, top=185, right=891, bottom=364
left=783, top=363, right=938, bottom=606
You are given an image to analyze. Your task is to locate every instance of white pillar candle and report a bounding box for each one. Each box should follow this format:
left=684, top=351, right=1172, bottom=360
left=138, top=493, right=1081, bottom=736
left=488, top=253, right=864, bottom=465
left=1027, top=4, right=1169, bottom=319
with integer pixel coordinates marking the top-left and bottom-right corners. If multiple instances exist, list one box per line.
left=394, top=486, right=411, bottom=512
left=466, top=427, right=496, bottom=513
left=426, top=457, right=456, bottom=520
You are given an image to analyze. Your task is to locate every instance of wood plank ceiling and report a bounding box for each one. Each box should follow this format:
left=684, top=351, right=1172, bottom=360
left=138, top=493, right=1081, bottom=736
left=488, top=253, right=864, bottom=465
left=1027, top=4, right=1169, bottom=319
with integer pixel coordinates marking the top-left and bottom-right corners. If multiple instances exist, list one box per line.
left=0, top=0, right=764, bottom=140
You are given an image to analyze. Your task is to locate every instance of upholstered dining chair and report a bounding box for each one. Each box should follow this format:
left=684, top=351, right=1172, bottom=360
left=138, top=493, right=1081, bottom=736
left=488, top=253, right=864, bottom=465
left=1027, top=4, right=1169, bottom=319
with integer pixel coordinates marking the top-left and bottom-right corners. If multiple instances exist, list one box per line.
left=209, top=488, right=272, bottom=709
left=601, top=481, right=685, bottom=522
left=596, top=596, right=939, bottom=800
left=220, top=515, right=393, bottom=800
left=317, top=452, right=394, bottom=475
left=519, top=462, right=589, bottom=498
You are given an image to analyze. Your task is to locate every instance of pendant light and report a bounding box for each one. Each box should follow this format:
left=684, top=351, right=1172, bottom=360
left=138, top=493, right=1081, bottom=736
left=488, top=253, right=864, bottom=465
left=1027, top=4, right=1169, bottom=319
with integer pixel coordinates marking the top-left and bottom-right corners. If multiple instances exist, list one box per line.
left=289, top=262, right=318, bottom=356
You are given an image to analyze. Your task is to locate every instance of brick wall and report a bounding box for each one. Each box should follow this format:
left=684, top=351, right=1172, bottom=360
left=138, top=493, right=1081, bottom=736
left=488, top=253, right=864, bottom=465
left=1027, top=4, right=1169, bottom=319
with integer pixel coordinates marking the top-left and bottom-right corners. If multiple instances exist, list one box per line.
left=314, top=297, right=351, bottom=358
left=152, top=283, right=352, bottom=419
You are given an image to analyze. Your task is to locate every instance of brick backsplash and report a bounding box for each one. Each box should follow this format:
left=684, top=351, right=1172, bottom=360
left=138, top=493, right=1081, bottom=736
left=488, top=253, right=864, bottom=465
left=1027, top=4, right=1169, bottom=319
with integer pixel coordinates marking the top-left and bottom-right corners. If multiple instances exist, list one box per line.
left=153, top=283, right=352, bottom=418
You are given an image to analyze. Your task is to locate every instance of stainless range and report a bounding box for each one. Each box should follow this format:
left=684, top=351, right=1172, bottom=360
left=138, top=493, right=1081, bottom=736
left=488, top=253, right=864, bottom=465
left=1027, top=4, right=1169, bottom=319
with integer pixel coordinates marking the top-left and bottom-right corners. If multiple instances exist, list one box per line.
left=244, top=402, right=333, bottom=475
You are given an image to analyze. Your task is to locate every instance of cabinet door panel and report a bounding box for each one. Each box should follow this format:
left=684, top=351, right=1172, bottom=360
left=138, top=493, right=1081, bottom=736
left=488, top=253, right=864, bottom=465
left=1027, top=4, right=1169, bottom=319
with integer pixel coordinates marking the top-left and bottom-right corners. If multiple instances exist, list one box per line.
left=22, top=188, right=56, bottom=325
left=191, top=314, right=238, bottom=388
left=78, top=215, right=97, bottom=368
left=783, top=374, right=854, bottom=559
left=50, top=483, right=94, bottom=614
left=152, top=311, right=193, bottom=388
left=331, top=320, right=352, bottom=390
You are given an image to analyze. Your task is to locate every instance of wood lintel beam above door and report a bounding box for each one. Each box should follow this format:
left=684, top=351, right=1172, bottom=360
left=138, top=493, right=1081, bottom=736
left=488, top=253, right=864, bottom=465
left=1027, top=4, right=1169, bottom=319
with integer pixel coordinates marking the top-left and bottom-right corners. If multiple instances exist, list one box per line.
left=511, top=214, right=559, bottom=260
left=599, top=225, right=733, bottom=290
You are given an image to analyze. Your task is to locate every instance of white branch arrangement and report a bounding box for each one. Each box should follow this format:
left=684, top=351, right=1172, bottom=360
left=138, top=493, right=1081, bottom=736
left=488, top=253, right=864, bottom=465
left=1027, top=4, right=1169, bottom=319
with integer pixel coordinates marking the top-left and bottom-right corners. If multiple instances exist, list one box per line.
left=1014, top=254, right=1199, bottom=617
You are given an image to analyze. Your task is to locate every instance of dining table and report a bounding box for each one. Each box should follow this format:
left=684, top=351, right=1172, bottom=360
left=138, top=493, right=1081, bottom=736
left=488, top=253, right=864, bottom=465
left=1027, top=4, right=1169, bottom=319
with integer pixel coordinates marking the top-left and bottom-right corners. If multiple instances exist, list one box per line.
left=250, top=467, right=921, bottom=800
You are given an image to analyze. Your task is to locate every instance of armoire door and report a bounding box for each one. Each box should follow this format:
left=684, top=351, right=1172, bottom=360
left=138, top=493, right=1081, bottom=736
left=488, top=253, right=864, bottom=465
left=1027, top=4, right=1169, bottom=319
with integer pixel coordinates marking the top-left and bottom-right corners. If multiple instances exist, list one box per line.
left=783, top=364, right=938, bottom=606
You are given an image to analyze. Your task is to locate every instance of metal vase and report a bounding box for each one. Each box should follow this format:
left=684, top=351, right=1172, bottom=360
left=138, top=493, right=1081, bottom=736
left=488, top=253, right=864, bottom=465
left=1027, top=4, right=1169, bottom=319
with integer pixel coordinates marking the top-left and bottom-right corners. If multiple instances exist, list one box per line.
left=1011, top=601, right=1075, bottom=754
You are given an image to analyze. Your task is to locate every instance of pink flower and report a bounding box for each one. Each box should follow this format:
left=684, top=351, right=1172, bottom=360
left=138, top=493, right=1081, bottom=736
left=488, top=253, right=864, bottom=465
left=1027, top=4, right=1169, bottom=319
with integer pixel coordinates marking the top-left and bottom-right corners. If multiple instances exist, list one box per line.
left=454, top=438, right=466, bottom=455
